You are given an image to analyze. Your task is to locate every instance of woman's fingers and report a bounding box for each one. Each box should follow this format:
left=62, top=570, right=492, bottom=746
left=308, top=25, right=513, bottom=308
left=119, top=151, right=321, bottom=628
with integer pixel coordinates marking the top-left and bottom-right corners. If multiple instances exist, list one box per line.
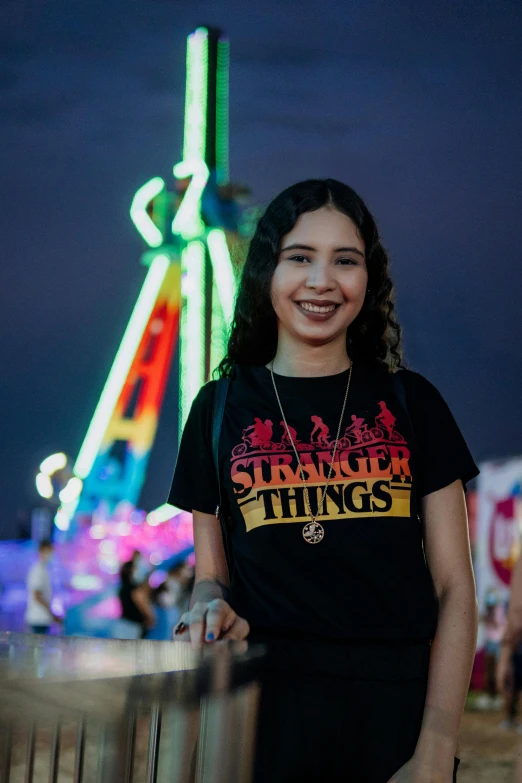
left=221, top=615, right=250, bottom=641
left=173, top=612, right=190, bottom=640
left=187, top=602, right=210, bottom=648
left=204, top=599, right=232, bottom=643
left=173, top=602, right=249, bottom=647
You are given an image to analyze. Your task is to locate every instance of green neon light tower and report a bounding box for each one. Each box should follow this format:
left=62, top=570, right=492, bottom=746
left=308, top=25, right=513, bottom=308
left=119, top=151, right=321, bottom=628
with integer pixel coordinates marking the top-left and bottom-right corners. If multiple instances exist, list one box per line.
left=56, top=26, right=256, bottom=529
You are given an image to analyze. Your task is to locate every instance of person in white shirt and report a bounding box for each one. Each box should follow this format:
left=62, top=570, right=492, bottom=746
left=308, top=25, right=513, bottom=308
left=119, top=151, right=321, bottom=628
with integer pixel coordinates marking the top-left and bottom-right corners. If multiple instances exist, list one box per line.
left=25, top=539, right=60, bottom=634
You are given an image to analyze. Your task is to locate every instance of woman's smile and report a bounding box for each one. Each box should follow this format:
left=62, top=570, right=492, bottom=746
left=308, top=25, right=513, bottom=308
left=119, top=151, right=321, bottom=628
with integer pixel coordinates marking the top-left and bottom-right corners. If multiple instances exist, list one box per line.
left=295, top=299, right=342, bottom=321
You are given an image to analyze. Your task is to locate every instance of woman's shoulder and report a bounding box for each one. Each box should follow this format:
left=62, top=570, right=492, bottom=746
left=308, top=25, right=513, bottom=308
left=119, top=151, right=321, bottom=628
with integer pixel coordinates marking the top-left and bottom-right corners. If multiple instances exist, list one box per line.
left=394, top=367, right=443, bottom=400
left=190, top=366, right=254, bottom=413
left=185, top=379, right=219, bottom=422
left=365, top=363, right=439, bottom=399
left=195, top=378, right=219, bottom=400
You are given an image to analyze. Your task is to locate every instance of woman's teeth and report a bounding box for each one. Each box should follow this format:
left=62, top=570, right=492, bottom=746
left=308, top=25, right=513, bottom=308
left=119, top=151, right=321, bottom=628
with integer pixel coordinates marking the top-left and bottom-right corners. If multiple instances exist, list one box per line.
left=299, top=302, right=337, bottom=313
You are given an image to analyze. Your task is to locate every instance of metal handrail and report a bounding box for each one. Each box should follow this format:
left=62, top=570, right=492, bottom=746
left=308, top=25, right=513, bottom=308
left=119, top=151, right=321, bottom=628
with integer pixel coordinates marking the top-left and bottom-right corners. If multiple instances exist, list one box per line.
left=0, top=632, right=263, bottom=783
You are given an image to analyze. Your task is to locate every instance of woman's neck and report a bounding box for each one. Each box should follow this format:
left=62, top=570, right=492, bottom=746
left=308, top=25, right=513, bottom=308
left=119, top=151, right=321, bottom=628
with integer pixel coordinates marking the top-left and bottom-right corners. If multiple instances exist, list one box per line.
left=269, top=331, right=351, bottom=377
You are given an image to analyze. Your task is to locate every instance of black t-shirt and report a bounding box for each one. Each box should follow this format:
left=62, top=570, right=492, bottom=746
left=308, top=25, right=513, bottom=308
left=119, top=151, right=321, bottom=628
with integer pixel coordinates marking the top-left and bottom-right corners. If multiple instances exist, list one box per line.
left=168, top=363, right=478, bottom=645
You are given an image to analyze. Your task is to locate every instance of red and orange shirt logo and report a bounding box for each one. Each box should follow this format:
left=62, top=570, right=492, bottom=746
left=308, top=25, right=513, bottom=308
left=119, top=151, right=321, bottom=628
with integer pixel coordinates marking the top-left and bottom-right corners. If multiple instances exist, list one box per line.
left=229, top=402, right=412, bottom=532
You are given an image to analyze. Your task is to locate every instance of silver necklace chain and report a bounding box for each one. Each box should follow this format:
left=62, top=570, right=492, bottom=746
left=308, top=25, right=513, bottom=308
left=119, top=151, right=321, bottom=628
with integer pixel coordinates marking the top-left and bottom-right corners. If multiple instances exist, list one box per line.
left=270, top=361, right=353, bottom=540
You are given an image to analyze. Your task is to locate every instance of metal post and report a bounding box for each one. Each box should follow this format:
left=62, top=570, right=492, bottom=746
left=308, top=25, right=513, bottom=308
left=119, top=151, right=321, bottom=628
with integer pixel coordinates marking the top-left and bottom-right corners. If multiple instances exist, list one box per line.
left=97, top=716, right=134, bottom=783
left=121, top=711, right=137, bottom=783
left=73, top=717, right=86, bottom=783
left=48, top=721, right=61, bottom=783
left=196, top=648, right=234, bottom=783
left=146, top=703, right=162, bottom=783
left=231, top=683, right=261, bottom=783
left=0, top=722, right=12, bottom=783
left=24, top=722, right=36, bottom=783
left=157, top=705, right=199, bottom=783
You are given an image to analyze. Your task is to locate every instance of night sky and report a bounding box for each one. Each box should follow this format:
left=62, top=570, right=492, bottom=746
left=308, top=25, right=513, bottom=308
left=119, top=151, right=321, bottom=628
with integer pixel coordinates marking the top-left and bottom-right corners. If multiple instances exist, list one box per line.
left=1, top=0, right=521, bottom=537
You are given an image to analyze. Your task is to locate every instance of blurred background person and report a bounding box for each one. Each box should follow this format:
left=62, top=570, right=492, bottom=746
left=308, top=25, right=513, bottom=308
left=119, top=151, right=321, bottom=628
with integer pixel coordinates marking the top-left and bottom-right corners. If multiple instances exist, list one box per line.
left=117, top=556, right=155, bottom=639
left=147, top=561, right=195, bottom=640
left=498, top=556, right=522, bottom=727
left=478, top=588, right=507, bottom=711
left=25, top=539, right=61, bottom=634
left=124, top=549, right=148, bottom=581
left=497, top=554, right=522, bottom=779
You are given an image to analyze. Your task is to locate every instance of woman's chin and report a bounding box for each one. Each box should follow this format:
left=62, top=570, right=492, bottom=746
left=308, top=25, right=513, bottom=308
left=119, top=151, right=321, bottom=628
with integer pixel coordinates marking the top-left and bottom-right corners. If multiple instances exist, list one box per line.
left=288, top=325, right=348, bottom=346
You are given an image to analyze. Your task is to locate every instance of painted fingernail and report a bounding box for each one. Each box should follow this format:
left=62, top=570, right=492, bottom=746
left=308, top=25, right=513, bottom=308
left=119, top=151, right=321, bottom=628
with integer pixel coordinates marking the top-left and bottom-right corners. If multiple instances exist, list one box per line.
left=175, top=622, right=187, bottom=635
left=206, top=632, right=215, bottom=641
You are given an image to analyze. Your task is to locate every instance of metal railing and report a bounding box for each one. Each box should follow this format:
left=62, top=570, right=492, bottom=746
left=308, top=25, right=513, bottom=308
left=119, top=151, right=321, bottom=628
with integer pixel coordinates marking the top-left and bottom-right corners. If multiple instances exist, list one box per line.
left=0, top=632, right=263, bottom=783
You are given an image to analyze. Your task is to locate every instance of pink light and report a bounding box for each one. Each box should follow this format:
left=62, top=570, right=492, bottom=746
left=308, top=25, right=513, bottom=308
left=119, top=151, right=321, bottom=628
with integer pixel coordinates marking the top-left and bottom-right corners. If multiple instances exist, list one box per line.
left=89, top=595, right=121, bottom=619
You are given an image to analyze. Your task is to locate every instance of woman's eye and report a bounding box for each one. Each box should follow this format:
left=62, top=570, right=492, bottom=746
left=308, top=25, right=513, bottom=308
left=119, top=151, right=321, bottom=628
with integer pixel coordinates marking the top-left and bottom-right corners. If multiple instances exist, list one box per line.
left=286, top=255, right=358, bottom=265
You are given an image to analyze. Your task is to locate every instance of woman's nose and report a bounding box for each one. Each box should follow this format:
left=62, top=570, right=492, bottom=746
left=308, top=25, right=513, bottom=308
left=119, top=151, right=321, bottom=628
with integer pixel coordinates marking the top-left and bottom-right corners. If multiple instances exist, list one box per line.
left=305, top=263, right=335, bottom=291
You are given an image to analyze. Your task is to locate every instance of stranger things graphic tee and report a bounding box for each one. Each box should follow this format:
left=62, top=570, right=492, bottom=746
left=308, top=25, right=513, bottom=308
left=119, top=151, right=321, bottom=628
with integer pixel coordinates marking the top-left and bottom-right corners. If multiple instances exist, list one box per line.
left=168, top=364, right=479, bottom=644
left=230, top=400, right=411, bottom=533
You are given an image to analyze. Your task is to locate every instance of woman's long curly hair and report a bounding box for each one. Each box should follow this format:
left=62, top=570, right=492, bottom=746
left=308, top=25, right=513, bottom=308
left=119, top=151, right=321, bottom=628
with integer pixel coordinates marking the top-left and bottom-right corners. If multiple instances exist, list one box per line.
left=217, top=178, right=403, bottom=377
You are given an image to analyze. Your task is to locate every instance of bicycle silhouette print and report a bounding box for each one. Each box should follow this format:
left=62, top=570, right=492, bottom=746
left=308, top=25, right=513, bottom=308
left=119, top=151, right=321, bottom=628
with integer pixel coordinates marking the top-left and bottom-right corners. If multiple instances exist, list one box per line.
left=230, top=402, right=405, bottom=459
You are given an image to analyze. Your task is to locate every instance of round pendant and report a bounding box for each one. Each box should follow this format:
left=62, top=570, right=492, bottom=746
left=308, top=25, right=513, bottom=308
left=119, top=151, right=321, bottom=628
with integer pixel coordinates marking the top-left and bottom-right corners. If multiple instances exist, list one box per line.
left=302, top=521, right=325, bottom=544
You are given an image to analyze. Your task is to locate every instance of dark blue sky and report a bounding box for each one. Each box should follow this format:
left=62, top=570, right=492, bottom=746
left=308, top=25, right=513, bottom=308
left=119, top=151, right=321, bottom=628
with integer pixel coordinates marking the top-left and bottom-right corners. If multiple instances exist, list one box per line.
left=1, top=0, right=521, bottom=536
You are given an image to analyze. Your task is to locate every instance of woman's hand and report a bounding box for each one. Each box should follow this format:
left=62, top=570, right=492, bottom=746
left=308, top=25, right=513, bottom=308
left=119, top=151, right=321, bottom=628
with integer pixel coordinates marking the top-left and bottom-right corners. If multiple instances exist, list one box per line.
left=496, top=645, right=514, bottom=696
left=386, top=754, right=454, bottom=782
left=174, top=598, right=250, bottom=648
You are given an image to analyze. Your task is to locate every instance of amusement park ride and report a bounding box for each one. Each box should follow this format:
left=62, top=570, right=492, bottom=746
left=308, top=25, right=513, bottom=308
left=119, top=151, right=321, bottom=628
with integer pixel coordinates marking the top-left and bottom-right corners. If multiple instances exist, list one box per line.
left=37, top=26, right=255, bottom=537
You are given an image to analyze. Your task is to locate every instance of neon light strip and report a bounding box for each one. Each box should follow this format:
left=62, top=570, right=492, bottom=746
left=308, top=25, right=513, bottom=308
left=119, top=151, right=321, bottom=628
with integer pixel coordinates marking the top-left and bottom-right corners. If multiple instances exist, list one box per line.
left=172, top=160, right=209, bottom=239
left=147, top=503, right=180, bottom=526
left=40, top=452, right=67, bottom=474
left=207, top=229, right=236, bottom=324
left=74, top=254, right=171, bottom=479
left=179, top=241, right=206, bottom=430
left=59, top=477, right=83, bottom=503
left=130, top=177, right=166, bottom=248
left=36, top=473, right=53, bottom=499
left=216, top=38, right=230, bottom=185
left=209, top=279, right=227, bottom=375
left=176, top=27, right=211, bottom=433
left=183, top=28, right=209, bottom=164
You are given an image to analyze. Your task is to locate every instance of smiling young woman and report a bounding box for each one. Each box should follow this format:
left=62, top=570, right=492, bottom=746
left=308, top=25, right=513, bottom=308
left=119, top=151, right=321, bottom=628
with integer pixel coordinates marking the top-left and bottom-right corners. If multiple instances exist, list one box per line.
left=168, top=179, right=479, bottom=783
left=271, top=206, right=368, bottom=365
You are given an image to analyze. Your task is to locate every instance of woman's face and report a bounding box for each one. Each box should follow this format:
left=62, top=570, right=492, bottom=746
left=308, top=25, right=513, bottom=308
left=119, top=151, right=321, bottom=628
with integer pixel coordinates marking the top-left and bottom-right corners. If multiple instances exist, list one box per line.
left=270, top=207, right=368, bottom=347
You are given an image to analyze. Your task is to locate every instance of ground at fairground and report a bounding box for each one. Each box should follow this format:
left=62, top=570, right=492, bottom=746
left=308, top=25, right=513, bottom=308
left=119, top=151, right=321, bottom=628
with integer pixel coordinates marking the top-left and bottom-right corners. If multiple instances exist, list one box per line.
left=459, top=709, right=521, bottom=782
left=5, top=707, right=522, bottom=781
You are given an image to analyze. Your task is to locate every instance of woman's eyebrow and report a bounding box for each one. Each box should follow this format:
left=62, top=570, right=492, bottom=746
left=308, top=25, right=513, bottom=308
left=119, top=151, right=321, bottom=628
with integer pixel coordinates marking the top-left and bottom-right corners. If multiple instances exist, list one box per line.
left=281, top=242, right=365, bottom=258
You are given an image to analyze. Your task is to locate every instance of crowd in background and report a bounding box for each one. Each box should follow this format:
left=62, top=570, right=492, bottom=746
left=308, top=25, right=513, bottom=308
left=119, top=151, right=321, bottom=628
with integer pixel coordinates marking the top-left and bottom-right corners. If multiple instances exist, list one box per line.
left=480, top=583, right=522, bottom=734
left=117, top=549, right=194, bottom=640
left=24, top=540, right=194, bottom=642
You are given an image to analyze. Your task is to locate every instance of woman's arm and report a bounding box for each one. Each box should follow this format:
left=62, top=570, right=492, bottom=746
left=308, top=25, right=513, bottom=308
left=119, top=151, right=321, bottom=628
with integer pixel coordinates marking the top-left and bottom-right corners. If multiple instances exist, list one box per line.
left=181, top=510, right=249, bottom=648
left=190, top=510, right=231, bottom=605
left=413, top=479, right=479, bottom=771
